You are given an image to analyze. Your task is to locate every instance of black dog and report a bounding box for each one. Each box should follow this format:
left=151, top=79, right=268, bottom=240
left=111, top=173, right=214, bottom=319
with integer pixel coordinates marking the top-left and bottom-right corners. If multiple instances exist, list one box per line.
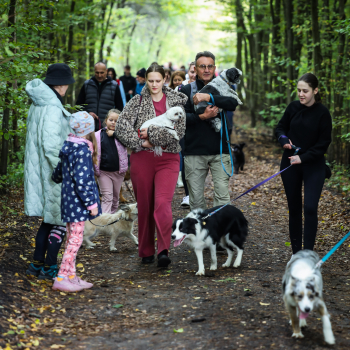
left=231, top=143, right=245, bottom=174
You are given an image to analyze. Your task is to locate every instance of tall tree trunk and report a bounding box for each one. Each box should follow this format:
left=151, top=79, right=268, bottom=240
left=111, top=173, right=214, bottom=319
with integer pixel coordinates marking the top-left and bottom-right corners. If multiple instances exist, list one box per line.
left=126, top=21, right=138, bottom=65
left=311, top=0, right=322, bottom=75
left=64, top=1, right=76, bottom=62
left=322, top=0, right=331, bottom=108
left=284, top=0, right=294, bottom=104
left=99, top=1, right=114, bottom=62
left=1, top=0, right=16, bottom=176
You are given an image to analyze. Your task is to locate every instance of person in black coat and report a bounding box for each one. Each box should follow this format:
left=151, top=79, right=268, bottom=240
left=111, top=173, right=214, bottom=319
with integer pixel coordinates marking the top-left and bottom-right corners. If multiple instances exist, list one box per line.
left=275, top=73, right=332, bottom=257
left=119, top=65, right=137, bottom=102
left=181, top=51, right=239, bottom=210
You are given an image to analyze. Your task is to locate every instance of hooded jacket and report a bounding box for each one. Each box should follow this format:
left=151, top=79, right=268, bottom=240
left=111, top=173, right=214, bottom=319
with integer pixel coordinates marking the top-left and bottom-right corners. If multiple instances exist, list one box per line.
left=52, top=135, right=102, bottom=223
left=115, top=85, right=187, bottom=154
left=24, top=79, right=72, bottom=225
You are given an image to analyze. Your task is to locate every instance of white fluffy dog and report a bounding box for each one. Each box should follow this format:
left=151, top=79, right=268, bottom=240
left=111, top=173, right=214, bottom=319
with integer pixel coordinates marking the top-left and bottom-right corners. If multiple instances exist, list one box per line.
left=83, top=203, right=138, bottom=251
left=282, top=250, right=335, bottom=345
left=140, top=106, right=184, bottom=155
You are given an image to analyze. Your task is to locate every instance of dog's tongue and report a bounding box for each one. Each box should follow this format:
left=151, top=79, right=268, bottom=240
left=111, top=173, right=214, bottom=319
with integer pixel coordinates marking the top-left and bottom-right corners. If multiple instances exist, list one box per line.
left=299, top=311, right=310, bottom=320
left=174, top=239, right=183, bottom=248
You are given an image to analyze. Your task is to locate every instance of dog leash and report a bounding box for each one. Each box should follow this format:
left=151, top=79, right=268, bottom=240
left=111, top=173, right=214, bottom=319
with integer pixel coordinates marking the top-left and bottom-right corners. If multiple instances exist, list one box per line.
left=89, top=217, right=133, bottom=228
left=201, top=146, right=301, bottom=222
left=208, top=93, right=234, bottom=177
left=315, top=230, right=350, bottom=269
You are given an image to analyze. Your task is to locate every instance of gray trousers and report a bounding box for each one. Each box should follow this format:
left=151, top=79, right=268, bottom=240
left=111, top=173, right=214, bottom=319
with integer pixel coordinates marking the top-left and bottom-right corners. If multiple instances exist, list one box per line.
left=184, top=154, right=231, bottom=210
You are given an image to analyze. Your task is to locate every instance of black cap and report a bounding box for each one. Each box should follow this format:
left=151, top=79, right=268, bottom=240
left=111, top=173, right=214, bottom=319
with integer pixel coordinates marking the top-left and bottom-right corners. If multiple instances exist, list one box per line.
left=43, top=63, right=75, bottom=85
left=137, top=68, right=146, bottom=79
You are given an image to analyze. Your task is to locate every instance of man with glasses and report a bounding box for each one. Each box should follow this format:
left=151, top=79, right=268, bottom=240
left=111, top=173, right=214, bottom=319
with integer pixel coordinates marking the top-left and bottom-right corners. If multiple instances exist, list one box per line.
left=180, top=51, right=239, bottom=210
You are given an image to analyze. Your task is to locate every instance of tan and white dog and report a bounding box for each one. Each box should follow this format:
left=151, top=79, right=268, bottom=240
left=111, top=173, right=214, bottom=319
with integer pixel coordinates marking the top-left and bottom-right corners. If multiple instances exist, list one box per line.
left=83, top=203, right=138, bottom=251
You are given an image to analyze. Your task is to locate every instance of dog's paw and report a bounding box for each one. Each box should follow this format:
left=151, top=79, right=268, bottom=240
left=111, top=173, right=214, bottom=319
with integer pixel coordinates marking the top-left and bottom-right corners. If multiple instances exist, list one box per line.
left=324, top=333, right=336, bottom=345
left=292, top=332, right=304, bottom=339
left=86, top=246, right=95, bottom=250
left=110, top=247, right=118, bottom=252
left=222, top=262, right=230, bottom=268
left=299, top=319, right=307, bottom=328
left=196, top=270, right=205, bottom=276
left=233, top=262, right=241, bottom=268
left=209, top=265, right=217, bottom=271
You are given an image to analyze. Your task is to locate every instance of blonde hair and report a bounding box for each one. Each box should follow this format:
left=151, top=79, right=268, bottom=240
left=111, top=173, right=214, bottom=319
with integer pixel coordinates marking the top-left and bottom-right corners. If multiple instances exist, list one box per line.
left=84, top=131, right=98, bottom=166
left=104, top=109, right=121, bottom=126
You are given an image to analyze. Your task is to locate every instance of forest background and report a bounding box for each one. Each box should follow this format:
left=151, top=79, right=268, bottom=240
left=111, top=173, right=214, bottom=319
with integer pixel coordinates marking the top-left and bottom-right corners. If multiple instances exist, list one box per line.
left=1, top=0, right=350, bottom=192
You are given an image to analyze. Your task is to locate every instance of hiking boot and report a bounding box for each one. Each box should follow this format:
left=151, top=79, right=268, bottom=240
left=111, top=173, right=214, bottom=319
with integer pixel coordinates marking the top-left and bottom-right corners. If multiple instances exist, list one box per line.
left=70, top=276, right=93, bottom=289
left=26, top=263, right=43, bottom=277
left=141, top=256, right=155, bottom=264
left=52, top=277, right=84, bottom=292
left=180, top=195, right=190, bottom=208
left=157, top=251, right=171, bottom=268
left=38, top=265, right=58, bottom=280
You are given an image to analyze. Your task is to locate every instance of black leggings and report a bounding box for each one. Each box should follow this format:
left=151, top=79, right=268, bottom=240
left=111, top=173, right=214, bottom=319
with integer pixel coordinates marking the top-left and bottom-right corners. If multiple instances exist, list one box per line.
left=33, top=222, right=66, bottom=266
left=281, top=150, right=325, bottom=254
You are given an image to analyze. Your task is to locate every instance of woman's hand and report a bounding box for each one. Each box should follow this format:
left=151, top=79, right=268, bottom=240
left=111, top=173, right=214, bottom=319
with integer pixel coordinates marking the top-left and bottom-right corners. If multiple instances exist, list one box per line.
left=283, top=139, right=293, bottom=150
left=106, top=129, right=114, bottom=137
left=289, top=155, right=301, bottom=165
left=142, top=140, right=153, bottom=149
left=90, top=207, right=98, bottom=216
left=140, top=128, right=148, bottom=139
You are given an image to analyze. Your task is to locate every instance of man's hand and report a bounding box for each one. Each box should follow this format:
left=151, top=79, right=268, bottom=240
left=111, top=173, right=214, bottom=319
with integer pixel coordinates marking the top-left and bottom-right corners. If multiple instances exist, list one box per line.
left=199, top=105, right=219, bottom=120
left=89, top=112, right=99, bottom=120
left=193, top=93, right=210, bottom=105
left=106, top=130, right=114, bottom=137
left=128, top=90, right=133, bottom=94
left=142, top=140, right=153, bottom=148
left=90, top=207, right=98, bottom=216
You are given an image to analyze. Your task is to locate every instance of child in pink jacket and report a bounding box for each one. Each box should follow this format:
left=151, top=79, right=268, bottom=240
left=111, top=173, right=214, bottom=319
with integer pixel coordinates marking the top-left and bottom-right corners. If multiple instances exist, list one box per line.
left=95, top=109, right=128, bottom=213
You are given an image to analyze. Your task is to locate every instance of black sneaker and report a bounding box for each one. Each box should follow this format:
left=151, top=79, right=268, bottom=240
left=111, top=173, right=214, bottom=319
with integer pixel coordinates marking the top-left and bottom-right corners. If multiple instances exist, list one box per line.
left=26, top=263, right=43, bottom=277
left=141, top=256, right=155, bottom=264
left=38, top=265, right=58, bottom=280
left=157, top=251, right=171, bottom=268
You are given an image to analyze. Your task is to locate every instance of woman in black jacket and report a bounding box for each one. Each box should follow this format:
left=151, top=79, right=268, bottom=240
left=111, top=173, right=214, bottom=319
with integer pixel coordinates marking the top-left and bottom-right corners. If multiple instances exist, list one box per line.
left=275, top=73, right=332, bottom=257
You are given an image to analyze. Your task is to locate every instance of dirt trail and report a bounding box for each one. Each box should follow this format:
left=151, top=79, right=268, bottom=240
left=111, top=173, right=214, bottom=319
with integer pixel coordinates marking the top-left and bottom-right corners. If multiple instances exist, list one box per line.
left=1, top=129, right=350, bottom=350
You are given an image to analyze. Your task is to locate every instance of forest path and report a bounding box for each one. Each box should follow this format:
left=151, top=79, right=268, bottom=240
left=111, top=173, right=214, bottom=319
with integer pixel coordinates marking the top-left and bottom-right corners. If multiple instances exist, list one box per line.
left=1, top=129, right=350, bottom=350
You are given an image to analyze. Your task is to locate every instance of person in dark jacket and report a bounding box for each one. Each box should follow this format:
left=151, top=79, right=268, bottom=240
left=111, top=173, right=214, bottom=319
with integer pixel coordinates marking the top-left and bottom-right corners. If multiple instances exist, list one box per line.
left=76, top=62, right=124, bottom=131
left=120, top=65, right=137, bottom=102
left=181, top=51, right=239, bottom=210
left=135, top=68, right=146, bottom=95
left=275, top=73, right=332, bottom=258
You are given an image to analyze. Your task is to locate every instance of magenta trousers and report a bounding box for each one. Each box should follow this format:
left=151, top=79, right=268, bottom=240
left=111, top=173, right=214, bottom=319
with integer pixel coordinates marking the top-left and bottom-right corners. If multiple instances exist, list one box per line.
left=98, top=170, right=124, bottom=214
left=130, top=151, right=179, bottom=257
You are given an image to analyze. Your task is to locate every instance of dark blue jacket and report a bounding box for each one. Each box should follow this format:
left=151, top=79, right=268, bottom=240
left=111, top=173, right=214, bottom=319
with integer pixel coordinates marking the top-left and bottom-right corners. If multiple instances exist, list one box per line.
left=52, top=137, right=102, bottom=223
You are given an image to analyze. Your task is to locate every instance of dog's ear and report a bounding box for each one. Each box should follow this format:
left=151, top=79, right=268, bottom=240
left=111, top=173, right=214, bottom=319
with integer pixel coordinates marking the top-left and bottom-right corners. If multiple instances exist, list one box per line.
left=239, top=142, right=246, bottom=149
left=119, top=204, right=130, bottom=212
left=186, top=218, right=198, bottom=229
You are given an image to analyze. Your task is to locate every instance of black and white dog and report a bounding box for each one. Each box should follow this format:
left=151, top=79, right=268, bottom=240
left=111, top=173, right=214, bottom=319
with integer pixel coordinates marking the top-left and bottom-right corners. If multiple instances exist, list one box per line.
left=282, top=250, right=335, bottom=345
left=172, top=205, right=248, bottom=276
left=231, top=142, right=246, bottom=174
left=194, top=68, right=243, bottom=132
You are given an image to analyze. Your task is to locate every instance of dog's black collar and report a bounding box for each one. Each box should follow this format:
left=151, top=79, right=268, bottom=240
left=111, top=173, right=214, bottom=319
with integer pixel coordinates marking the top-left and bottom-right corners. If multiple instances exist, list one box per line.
left=219, top=74, right=235, bottom=90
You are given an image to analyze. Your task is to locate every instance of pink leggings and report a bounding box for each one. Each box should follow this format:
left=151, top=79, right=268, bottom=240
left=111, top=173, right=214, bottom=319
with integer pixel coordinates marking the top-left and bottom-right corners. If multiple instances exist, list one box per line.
left=58, top=222, right=85, bottom=277
left=98, top=170, right=124, bottom=213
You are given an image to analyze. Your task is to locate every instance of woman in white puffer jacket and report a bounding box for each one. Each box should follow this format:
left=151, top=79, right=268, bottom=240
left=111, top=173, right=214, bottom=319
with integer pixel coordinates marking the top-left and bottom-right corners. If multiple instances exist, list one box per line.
left=24, top=63, right=75, bottom=280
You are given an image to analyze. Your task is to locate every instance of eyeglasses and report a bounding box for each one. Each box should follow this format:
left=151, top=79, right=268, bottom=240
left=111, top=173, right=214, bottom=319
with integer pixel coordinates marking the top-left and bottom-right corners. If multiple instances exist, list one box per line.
left=197, top=64, right=215, bottom=70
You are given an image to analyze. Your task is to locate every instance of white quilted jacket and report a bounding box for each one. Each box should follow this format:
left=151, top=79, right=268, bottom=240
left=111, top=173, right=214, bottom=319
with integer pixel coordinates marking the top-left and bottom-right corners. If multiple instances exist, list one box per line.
left=24, top=79, right=72, bottom=225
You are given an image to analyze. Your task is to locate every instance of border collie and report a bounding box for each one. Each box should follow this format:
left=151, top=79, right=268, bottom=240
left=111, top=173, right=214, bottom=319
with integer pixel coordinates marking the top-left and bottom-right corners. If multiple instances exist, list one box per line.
left=171, top=205, right=248, bottom=275
left=282, top=250, right=335, bottom=344
left=194, top=68, right=243, bottom=132
left=83, top=203, right=138, bottom=251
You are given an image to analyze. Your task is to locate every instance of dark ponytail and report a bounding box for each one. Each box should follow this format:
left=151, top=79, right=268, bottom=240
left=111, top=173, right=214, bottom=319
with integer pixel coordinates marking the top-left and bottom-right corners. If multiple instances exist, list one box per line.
left=146, top=62, right=165, bottom=79
left=298, top=73, right=321, bottom=103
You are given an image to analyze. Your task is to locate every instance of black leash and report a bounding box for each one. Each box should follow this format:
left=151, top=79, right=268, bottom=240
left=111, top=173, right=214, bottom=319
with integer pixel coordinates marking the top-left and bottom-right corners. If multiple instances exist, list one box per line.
left=89, top=217, right=133, bottom=228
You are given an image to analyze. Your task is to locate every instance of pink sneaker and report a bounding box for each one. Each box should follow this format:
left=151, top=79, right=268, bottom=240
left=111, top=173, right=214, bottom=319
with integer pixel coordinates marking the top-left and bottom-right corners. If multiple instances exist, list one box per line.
left=52, top=277, right=84, bottom=292
left=70, top=276, right=93, bottom=289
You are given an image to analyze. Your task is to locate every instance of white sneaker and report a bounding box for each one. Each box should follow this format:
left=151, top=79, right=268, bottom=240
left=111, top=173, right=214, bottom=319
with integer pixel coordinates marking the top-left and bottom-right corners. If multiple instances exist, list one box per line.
left=181, top=196, right=190, bottom=208
left=177, top=172, right=184, bottom=188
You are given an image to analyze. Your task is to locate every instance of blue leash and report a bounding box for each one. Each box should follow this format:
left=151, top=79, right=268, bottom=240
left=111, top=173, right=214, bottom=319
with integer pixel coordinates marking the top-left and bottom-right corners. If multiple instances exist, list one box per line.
left=315, top=230, right=350, bottom=269
left=208, top=93, right=234, bottom=177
